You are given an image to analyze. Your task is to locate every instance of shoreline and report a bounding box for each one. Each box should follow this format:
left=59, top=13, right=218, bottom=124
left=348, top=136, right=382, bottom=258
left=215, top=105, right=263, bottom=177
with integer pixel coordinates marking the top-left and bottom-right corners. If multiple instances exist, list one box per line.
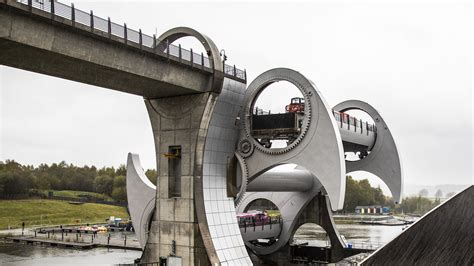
left=333, top=214, right=417, bottom=226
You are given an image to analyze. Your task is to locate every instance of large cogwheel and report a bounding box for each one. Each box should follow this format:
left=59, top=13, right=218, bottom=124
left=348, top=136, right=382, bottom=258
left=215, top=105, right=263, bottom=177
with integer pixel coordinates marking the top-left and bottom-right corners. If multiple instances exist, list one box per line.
left=234, top=153, right=249, bottom=207
left=244, top=75, right=313, bottom=155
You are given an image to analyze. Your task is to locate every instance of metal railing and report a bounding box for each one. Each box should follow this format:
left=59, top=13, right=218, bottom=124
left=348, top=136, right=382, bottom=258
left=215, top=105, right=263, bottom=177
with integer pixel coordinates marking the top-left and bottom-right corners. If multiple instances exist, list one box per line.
left=346, top=240, right=385, bottom=250
left=254, top=107, right=271, bottom=115
left=14, top=0, right=246, bottom=81
left=238, top=216, right=282, bottom=233
left=333, top=110, right=377, bottom=134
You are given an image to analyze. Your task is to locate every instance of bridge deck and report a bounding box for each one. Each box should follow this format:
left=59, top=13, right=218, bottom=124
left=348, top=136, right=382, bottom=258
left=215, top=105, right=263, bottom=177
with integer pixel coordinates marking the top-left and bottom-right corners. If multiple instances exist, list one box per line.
left=12, top=0, right=245, bottom=80
left=250, top=111, right=376, bottom=149
left=240, top=223, right=282, bottom=242
left=0, top=0, right=246, bottom=98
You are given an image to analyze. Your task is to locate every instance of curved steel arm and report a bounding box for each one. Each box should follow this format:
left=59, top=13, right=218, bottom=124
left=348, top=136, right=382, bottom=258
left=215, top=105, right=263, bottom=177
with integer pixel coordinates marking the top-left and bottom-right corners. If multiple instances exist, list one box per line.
left=126, top=153, right=156, bottom=249
left=333, top=100, right=404, bottom=203
left=239, top=68, right=346, bottom=211
left=156, top=26, right=224, bottom=92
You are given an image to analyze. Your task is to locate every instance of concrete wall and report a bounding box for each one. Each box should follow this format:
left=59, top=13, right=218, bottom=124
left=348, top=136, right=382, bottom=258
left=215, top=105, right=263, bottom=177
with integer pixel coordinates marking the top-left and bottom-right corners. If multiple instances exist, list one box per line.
left=140, top=77, right=252, bottom=265
left=0, top=1, right=214, bottom=98
left=141, top=92, right=215, bottom=265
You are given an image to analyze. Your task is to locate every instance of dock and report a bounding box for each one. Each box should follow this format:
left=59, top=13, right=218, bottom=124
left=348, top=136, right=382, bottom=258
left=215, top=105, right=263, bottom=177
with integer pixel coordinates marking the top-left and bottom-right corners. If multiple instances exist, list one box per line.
left=359, top=220, right=408, bottom=226
left=10, top=237, right=97, bottom=249
left=290, top=244, right=376, bottom=263
left=38, top=226, right=125, bottom=235
left=8, top=237, right=142, bottom=251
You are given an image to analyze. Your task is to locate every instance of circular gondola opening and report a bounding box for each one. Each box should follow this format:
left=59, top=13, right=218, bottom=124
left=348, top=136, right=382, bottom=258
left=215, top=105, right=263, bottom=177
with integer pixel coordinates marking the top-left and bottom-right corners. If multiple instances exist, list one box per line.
left=345, top=171, right=393, bottom=202
left=251, top=81, right=305, bottom=149
left=239, top=199, right=282, bottom=247
left=165, top=36, right=209, bottom=66
left=293, top=223, right=331, bottom=248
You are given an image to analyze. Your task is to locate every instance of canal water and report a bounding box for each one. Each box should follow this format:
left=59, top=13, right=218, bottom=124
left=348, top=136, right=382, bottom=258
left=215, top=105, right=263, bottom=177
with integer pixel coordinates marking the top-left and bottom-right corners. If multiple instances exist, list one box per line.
left=0, top=238, right=141, bottom=265
left=294, top=223, right=405, bottom=248
left=0, top=223, right=404, bottom=265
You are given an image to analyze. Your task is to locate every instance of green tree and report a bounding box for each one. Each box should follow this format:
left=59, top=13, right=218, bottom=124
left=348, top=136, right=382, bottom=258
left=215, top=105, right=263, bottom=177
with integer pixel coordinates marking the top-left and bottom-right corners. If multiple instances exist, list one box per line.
left=93, top=175, right=113, bottom=195
left=343, top=176, right=392, bottom=213
left=113, top=175, right=126, bottom=187
left=98, top=167, right=116, bottom=179
left=111, top=175, right=127, bottom=202
left=373, top=186, right=386, bottom=206
left=145, top=169, right=158, bottom=185
left=116, top=165, right=127, bottom=176
left=0, top=160, right=130, bottom=200
left=111, top=187, right=127, bottom=202
left=396, top=196, right=440, bottom=215
left=33, top=163, right=53, bottom=190
left=0, top=160, right=34, bottom=198
left=110, top=175, right=126, bottom=202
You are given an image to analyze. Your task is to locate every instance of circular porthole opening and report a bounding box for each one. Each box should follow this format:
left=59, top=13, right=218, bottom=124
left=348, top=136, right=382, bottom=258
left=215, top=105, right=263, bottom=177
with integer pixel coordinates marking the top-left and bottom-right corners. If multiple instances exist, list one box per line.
left=293, top=223, right=331, bottom=248
left=238, top=199, right=282, bottom=247
left=250, top=81, right=306, bottom=149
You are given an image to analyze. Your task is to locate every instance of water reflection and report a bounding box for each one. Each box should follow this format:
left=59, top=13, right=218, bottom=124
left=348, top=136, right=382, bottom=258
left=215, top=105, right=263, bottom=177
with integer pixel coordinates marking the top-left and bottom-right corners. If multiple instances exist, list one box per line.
left=0, top=224, right=405, bottom=264
left=293, top=223, right=404, bottom=247
left=336, top=223, right=403, bottom=243
left=293, top=223, right=331, bottom=247
left=0, top=240, right=140, bottom=265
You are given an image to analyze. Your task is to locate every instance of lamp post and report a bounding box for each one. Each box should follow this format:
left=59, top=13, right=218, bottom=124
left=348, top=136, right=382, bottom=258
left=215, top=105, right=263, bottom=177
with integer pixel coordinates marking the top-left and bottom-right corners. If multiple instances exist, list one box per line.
left=220, top=49, right=227, bottom=71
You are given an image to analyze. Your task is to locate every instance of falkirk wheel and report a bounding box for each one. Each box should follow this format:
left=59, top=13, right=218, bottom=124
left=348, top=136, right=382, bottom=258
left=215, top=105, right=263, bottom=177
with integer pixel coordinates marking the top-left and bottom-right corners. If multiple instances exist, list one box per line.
left=126, top=28, right=403, bottom=265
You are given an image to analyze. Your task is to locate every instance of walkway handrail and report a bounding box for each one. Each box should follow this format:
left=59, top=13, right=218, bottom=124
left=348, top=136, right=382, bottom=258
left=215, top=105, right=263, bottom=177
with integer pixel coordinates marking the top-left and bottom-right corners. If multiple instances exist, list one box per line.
left=239, top=216, right=282, bottom=232
left=346, top=240, right=385, bottom=250
left=12, top=0, right=246, bottom=81
left=332, top=110, right=377, bottom=134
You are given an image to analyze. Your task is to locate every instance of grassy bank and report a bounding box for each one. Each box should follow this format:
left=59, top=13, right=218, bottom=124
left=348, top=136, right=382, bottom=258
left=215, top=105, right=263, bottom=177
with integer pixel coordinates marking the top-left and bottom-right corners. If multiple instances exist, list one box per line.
left=0, top=199, right=129, bottom=229
left=32, top=189, right=114, bottom=201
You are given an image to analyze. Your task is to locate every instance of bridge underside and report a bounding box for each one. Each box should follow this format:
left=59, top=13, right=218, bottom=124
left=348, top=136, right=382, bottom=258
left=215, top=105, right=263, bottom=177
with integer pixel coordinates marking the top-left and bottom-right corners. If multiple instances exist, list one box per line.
left=0, top=2, right=214, bottom=98
left=0, top=39, right=201, bottom=98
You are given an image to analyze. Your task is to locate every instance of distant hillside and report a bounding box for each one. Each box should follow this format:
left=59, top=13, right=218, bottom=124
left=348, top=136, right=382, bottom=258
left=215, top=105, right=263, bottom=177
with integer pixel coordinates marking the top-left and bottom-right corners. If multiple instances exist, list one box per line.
left=404, top=184, right=470, bottom=197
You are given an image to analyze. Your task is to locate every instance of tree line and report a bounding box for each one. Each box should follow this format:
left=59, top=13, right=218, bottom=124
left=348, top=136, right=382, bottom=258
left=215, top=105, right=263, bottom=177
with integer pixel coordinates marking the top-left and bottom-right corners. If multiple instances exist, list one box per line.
left=0, top=160, right=442, bottom=214
left=343, top=176, right=442, bottom=215
left=0, top=160, right=157, bottom=202
left=343, top=176, right=387, bottom=212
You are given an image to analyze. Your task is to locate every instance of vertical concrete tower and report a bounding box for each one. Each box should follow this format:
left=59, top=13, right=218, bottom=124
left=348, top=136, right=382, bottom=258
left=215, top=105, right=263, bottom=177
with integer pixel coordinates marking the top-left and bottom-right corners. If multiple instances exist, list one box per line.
left=132, top=27, right=251, bottom=265
left=141, top=92, right=215, bottom=265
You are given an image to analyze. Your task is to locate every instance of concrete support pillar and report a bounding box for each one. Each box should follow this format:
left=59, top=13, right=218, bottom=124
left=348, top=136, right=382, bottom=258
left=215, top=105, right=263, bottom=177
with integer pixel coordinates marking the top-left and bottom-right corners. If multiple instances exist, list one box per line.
left=290, top=193, right=346, bottom=262
left=140, top=93, right=216, bottom=265
left=252, top=193, right=346, bottom=265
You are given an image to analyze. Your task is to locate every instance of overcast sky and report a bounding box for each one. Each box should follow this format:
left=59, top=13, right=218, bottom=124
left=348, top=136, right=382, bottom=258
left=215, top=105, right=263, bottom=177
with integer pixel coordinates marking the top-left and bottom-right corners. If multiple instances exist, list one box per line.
left=1, top=0, right=472, bottom=195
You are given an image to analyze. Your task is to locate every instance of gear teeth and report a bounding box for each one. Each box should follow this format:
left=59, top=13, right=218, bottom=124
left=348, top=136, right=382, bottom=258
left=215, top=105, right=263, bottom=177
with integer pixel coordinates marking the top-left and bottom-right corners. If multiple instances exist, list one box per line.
left=244, top=75, right=313, bottom=155
left=236, top=71, right=316, bottom=206
left=234, top=153, right=249, bottom=207
left=238, top=139, right=254, bottom=158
